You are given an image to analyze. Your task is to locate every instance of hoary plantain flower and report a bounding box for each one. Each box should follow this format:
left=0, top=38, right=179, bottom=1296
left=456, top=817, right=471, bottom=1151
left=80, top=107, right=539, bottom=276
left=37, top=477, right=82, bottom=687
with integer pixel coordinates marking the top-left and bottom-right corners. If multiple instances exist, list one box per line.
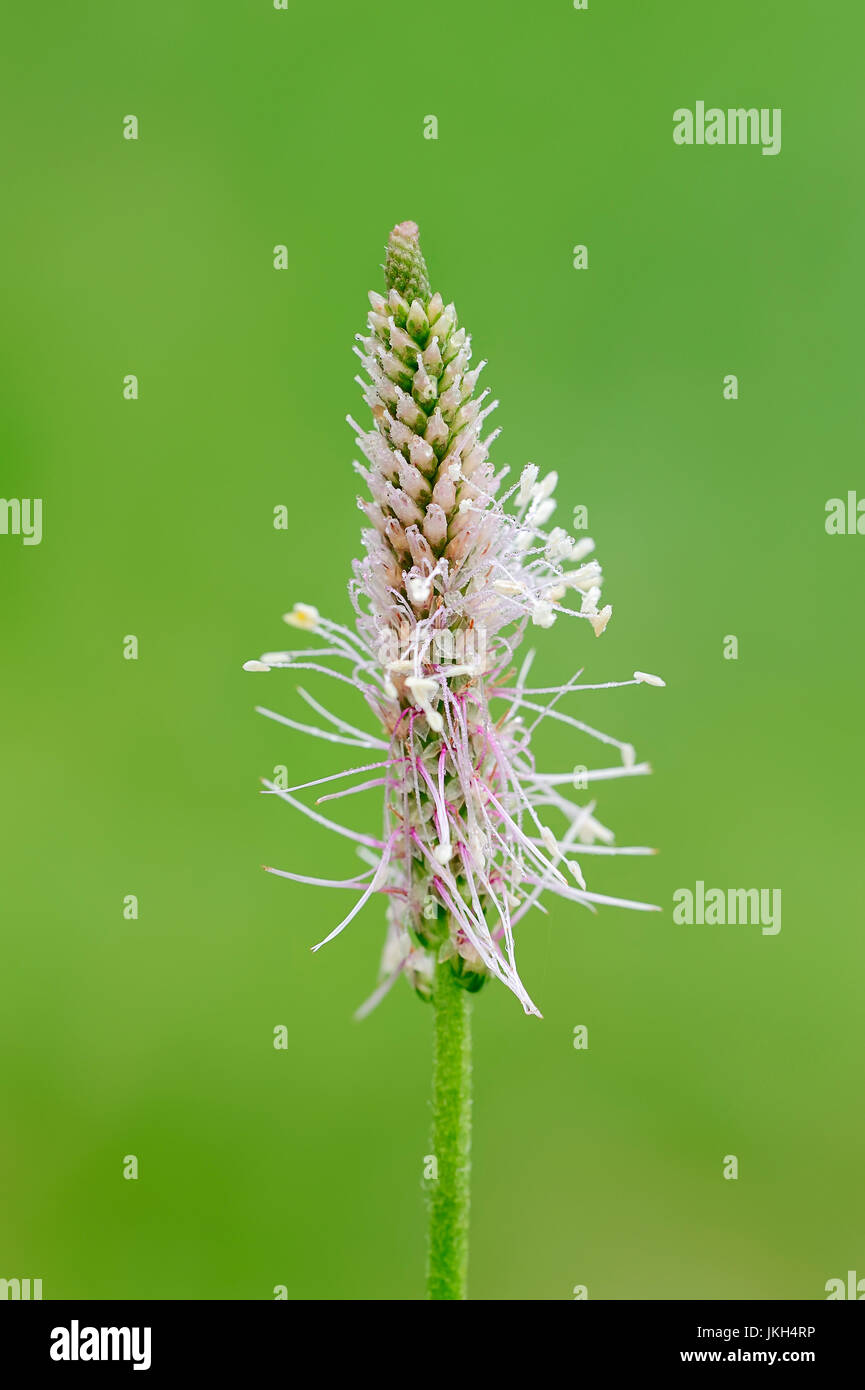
left=244, top=221, right=663, bottom=1299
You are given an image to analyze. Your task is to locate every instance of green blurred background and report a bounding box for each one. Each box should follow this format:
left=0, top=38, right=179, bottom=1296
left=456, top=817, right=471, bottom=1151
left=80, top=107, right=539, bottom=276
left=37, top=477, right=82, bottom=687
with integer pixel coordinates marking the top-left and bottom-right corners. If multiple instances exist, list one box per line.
left=1, top=1, right=862, bottom=1300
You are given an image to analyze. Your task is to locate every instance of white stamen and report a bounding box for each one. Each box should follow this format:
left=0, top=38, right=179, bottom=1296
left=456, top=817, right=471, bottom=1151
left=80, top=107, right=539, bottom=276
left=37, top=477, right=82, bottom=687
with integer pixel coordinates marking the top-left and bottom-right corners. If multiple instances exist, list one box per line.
left=528, top=497, right=556, bottom=528
left=405, top=675, right=443, bottom=732
left=283, top=603, right=320, bottom=630
left=545, top=527, right=573, bottom=562
left=531, top=600, right=556, bottom=628
left=566, top=859, right=587, bottom=890
left=590, top=604, right=613, bottom=637
left=633, top=670, right=666, bottom=687
left=405, top=676, right=437, bottom=699
left=532, top=470, right=558, bottom=501
left=407, top=573, right=433, bottom=604
left=577, top=812, right=615, bottom=846
left=563, top=561, right=602, bottom=592
left=540, top=826, right=558, bottom=856
left=517, top=463, right=538, bottom=507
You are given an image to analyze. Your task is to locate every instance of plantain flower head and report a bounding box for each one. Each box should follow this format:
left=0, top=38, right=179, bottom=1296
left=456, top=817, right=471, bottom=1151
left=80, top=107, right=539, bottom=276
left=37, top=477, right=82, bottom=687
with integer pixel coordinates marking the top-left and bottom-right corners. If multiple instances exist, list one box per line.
left=246, top=221, right=663, bottom=1017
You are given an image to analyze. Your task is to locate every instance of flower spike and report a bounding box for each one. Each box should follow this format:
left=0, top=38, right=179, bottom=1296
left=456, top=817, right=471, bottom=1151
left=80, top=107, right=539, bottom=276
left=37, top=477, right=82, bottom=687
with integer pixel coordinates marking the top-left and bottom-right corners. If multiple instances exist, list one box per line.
left=246, top=222, right=662, bottom=1016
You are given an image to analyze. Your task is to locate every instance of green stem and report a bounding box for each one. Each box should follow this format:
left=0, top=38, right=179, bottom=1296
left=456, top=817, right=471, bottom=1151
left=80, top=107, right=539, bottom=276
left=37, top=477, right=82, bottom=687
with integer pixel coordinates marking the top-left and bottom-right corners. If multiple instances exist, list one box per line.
left=427, top=959, right=472, bottom=1300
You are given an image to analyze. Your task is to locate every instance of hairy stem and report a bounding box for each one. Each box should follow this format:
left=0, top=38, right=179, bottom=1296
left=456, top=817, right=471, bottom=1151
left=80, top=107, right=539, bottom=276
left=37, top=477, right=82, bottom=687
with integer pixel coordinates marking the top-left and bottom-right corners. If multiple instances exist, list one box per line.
left=427, top=959, right=472, bottom=1300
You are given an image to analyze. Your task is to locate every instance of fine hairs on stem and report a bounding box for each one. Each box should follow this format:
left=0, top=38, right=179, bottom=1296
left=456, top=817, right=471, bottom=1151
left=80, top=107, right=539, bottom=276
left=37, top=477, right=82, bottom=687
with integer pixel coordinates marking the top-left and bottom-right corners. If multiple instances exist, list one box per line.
left=427, top=960, right=472, bottom=1300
